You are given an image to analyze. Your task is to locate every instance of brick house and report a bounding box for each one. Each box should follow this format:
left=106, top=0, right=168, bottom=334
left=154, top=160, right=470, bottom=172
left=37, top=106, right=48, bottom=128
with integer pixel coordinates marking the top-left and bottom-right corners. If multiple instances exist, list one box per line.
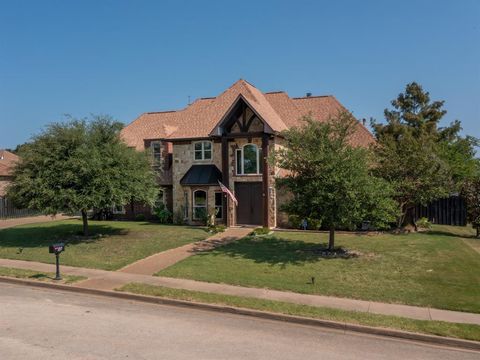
left=121, top=79, right=374, bottom=227
left=0, top=150, right=19, bottom=199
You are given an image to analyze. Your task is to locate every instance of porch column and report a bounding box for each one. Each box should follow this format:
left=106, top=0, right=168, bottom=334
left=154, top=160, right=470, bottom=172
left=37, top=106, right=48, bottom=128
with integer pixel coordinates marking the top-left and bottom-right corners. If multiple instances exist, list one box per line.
left=221, top=136, right=232, bottom=226
left=262, top=133, right=270, bottom=227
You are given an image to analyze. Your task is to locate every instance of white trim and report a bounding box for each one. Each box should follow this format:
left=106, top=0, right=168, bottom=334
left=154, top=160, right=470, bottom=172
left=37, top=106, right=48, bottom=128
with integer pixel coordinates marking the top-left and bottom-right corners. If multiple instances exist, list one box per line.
left=111, top=204, right=125, bottom=215
left=214, top=191, right=223, bottom=220
left=236, top=143, right=261, bottom=175
left=151, top=189, right=166, bottom=214
left=193, top=141, right=213, bottom=161
left=150, top=141, right=162, bottom=165
left=192, top=189, right=207, bottom=220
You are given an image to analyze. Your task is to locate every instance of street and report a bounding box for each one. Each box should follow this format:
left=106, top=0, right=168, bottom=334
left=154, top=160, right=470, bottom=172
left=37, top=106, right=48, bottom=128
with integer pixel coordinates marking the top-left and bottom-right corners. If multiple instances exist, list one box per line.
left=0, top=283, right=477, bottom=360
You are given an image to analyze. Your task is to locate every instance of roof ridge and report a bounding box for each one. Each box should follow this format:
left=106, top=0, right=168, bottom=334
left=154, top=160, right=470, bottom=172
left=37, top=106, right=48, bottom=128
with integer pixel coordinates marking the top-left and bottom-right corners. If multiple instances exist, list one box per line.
left=292, top=95, right=333, bottom=99
left=146, top=110, right=176, bottom=114
left=265, top=91, right=286, bottom=94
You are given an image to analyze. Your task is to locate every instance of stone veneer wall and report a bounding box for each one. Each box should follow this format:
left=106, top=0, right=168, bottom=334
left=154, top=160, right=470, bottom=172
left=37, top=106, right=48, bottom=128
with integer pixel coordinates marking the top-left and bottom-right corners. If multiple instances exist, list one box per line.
left=172, top=135, right=284, bottom=228
left=172, top=140, right=223, bottom=225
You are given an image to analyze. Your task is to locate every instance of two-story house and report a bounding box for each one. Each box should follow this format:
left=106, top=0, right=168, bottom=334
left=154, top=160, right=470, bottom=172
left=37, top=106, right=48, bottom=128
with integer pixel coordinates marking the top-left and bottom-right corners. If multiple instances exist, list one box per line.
left=120, top=79, right=374, bottom=228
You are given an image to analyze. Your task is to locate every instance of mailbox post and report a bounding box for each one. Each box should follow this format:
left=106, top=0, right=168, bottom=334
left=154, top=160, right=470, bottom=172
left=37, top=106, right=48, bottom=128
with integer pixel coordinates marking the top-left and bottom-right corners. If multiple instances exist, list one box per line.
left=49, top=243, right=65, bottom=280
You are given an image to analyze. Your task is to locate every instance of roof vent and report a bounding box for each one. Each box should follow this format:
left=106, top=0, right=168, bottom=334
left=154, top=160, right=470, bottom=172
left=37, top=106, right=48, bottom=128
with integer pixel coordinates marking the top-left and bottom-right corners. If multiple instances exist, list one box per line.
left=306, top=92, right=312, bottom=97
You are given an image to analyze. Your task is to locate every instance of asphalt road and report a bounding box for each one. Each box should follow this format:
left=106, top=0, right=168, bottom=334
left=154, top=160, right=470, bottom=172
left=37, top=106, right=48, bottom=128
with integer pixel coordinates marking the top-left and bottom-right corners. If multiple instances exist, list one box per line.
left=0, top=283, right=477, bottom=360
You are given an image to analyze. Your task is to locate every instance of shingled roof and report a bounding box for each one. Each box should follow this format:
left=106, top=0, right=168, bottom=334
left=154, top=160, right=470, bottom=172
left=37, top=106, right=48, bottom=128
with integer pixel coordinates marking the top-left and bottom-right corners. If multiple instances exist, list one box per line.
left=121, top=79, right=375, bottom=150
left=0, top=150, right=19, bottom=177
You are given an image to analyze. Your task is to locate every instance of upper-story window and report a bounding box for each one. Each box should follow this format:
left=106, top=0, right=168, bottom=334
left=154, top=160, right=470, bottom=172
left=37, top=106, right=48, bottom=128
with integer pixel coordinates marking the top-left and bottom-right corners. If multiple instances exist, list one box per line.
left=151, top=141, right=162, bottom=165
left=194, top=141, right=212, bottom=161
left=236, top=144, right=263, bottom=175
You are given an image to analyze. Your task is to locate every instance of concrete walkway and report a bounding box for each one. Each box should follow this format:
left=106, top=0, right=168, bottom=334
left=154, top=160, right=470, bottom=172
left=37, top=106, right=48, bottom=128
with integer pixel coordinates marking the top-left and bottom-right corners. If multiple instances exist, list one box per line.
left=1, top=257, right=480, bottom=326
left=0, top=215, right=73, bottom=229
left=118, top=227, right=252, bottom=275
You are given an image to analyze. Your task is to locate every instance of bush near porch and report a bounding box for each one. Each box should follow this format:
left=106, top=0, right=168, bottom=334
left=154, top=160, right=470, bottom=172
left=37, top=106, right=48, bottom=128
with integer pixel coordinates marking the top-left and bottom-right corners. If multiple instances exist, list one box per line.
left=158, top=225, right=480, bottom=313
left=0, top=220, right=208, bottom=270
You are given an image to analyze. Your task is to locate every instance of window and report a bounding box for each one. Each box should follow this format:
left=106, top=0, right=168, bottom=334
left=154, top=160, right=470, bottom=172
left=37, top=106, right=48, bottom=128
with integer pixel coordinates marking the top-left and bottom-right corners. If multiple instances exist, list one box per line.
left=236, top=144, right=263, bottom=175
left=151, top=189, right=165, bottom=214
left=111, top=204, right=125, bottom=215
left=194, top=141, right=212, bottom=161
left=151, top=141, right=162, bottom=164
left=215, top=192, right=223, bottom=219
left=184, top=191, right=189, bottom=219
left=193, top=190, right=207, bottom=220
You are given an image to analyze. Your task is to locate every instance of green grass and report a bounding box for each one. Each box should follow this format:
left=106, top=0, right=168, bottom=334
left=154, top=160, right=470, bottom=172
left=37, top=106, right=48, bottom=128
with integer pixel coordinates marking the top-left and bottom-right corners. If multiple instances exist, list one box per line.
left=0, top=266, right=86, bottom=284
left=0, top=219, right=208, bottom=270
left=158, top=225, right=480, bottom=313
left=118, top=282, right=480, bottom=342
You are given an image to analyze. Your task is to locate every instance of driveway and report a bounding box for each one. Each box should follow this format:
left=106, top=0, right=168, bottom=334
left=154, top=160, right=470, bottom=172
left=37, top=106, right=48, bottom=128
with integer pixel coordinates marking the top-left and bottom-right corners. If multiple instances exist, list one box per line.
left=0, top=283, right=476, bottom=360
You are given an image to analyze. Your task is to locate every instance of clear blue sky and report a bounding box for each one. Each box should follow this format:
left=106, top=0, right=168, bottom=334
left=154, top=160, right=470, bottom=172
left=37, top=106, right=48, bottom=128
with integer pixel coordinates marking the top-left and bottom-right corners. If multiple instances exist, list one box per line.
left=1, top=0, right=479, bottom=149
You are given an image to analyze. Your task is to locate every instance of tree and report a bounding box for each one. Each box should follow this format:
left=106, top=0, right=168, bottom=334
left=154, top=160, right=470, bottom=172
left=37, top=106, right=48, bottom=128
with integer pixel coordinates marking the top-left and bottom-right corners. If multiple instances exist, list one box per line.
left=275, top=112, right=398, bottom=250
left=372, top=82, right=478, bottom=228
left=462, top=163, right=480, bottom=237
left=7, top=115, right=158, bottom=236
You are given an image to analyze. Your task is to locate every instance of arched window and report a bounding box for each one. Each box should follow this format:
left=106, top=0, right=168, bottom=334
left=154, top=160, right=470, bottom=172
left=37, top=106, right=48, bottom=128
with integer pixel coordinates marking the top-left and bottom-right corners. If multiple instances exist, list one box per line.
left=193, top=190, right=207, bottom=220
left=236, top=144, right=263, bottom=175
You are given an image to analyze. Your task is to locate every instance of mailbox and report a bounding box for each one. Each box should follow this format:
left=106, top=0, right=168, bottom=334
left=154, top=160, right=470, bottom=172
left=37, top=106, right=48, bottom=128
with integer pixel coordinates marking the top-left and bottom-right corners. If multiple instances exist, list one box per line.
left=49, top=243, right=65, bottom=280
left=49, top=243, right=65, bottom=254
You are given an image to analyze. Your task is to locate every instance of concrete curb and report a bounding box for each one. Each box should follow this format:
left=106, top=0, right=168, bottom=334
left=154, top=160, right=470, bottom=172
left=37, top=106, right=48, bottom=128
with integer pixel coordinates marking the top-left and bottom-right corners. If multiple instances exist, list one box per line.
left=1, top=276, right=479, bottom=352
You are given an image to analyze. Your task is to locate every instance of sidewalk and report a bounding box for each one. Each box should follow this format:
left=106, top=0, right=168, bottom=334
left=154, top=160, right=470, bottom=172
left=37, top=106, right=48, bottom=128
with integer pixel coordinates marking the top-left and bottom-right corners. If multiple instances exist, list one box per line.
left=118, top=227, right=252, bottom=275
left=1, top=257, right=479, bottom=326
left=0, top=215, right=73, bottom=229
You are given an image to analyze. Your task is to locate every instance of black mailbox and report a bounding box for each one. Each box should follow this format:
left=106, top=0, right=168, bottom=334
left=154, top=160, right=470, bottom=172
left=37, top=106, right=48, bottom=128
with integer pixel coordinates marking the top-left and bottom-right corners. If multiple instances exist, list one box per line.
left=49, top=243, right=65, bottom=280
left=49, top=243, right=65, bottom=254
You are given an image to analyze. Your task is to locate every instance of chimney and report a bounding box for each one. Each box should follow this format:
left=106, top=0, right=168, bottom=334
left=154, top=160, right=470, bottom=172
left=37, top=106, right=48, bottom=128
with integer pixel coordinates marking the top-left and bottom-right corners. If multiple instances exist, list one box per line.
left=306, top=92, right=312, bottom=97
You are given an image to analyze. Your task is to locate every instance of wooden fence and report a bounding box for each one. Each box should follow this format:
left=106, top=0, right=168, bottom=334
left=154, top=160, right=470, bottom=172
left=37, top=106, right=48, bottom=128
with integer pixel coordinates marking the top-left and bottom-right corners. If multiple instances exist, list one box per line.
left=413, top=195, right=467, bottom=226
left=0, top=197, right=39, bottom=219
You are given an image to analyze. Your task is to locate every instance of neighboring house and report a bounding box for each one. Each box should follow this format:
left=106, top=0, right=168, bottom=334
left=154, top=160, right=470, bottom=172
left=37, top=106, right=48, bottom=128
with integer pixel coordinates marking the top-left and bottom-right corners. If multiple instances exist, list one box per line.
left=121, top=79, right=374, bottom=227
left=0, top=150, right=19, bottom=199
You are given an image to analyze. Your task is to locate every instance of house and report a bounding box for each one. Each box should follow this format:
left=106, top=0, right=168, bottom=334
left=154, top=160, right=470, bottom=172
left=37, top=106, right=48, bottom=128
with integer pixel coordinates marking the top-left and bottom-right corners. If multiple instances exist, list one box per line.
left=0, top=150, right=19, bottom=199
left=121, top=79, right=374, bottom=227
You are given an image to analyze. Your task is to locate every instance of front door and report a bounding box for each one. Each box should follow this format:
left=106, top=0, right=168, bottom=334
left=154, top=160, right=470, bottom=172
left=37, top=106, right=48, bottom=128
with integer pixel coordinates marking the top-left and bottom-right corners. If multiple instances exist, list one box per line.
left=235, top=182, right=263, bottom=225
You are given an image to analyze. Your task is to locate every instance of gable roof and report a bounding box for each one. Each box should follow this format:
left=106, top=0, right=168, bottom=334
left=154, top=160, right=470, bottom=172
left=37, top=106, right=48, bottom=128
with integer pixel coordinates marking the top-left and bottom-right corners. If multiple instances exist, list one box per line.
left=0, top=150, right=19, bottom=177
left=121, top=79, right=375, bottom=150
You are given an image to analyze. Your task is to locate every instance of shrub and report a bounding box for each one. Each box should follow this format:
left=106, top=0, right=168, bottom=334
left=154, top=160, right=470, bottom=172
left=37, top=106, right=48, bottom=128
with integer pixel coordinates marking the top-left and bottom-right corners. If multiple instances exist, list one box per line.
left=416, top=217, right=432, bottom=230
left=154, top=203, right=172, bottom=224
left=251, top=227, right=272, bottom=236
left=207, top=224, right=226, bottom=234
left=288, top=215, right=302, bottom=229
left=173, top=206, right=186, bottom=225
left=306, top=217, right=322, bottom=230
left=134, top=214, right=146, bottom=221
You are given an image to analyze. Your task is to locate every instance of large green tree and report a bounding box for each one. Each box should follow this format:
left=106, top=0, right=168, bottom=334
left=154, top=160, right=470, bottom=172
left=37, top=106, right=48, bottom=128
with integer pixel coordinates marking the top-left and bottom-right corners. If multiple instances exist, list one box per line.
left=275, top=112, right=397, bottom=250
left=7, top=115, right=158, bottom=235
left=461, top=162, right=480, bottom=237
left=372, top=82, right=478, bottom=228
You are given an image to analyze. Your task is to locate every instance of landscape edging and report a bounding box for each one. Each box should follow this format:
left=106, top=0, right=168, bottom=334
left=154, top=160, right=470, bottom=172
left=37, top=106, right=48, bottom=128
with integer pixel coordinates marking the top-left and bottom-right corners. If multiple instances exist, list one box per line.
left=0, top=276, right=479, bottom=352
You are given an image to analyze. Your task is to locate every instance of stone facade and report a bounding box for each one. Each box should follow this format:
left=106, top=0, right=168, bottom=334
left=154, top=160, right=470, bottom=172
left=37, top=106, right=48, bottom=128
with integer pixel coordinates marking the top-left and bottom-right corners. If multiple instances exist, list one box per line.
left=171, top=140, right=223, bottom=225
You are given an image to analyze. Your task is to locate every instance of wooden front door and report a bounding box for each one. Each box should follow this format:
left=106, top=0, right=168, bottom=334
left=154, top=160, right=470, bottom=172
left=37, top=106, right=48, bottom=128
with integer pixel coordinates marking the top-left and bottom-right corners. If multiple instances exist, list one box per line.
left=235, top=182, right=263, bottom=225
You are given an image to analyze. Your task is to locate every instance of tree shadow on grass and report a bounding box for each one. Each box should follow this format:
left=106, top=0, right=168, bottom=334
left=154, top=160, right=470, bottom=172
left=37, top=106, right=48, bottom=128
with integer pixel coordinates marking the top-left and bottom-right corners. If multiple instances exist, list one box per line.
left=202, top=235, right=358, bottom=267
left=0, top=223, right=127, bottom=249
left=423, top=229, right=478, bottom=239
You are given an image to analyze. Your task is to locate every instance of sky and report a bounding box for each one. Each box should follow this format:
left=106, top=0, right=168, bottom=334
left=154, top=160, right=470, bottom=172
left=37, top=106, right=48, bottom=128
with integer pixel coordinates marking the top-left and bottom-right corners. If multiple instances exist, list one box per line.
left=0, top=0, right=479, bottom=149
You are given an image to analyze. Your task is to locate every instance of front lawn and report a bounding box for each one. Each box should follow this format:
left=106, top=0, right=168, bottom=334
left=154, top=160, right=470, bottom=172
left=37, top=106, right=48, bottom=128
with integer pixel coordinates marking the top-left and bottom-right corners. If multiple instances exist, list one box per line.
left=158, top=225, right=480, bottom=313
left=0, top=220, right=208, bottom=270
left=0, top=266, right=86, bottom=284
left=118, top=283, right=480, bottom=342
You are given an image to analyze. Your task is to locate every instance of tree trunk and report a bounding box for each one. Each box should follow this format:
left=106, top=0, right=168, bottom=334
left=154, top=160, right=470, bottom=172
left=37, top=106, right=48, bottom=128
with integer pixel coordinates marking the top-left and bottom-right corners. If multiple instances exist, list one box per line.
left=328, top=227, right=335, bottom=251
left=81, top=209, right=89, bottom=237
